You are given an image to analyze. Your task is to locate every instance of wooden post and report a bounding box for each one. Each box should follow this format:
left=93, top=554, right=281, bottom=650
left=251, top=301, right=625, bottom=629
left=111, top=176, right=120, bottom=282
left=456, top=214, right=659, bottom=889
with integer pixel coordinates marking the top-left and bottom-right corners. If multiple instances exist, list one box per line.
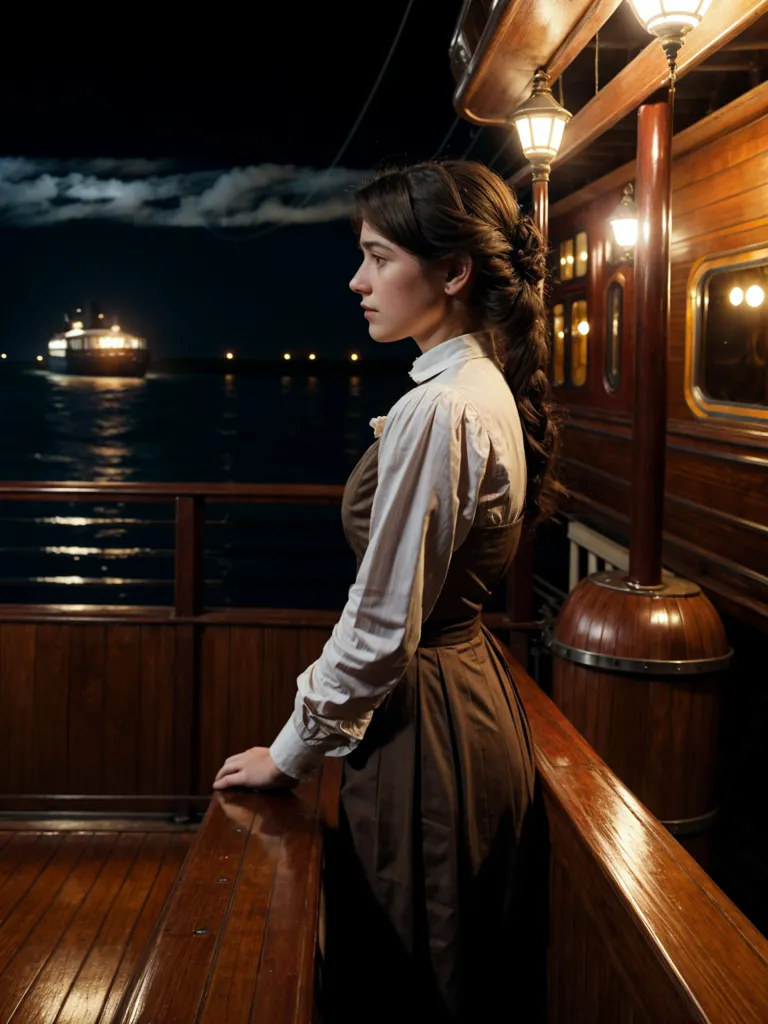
left=174, top=495, right=205, bottom=617
left=629, top=90, right=673, bottom=588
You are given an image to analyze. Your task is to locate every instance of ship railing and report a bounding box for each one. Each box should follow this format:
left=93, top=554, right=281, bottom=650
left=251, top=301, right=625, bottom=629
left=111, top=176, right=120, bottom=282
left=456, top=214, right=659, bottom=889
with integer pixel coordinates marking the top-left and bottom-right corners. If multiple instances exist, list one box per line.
left=112, top=645, right=768, bottom=1023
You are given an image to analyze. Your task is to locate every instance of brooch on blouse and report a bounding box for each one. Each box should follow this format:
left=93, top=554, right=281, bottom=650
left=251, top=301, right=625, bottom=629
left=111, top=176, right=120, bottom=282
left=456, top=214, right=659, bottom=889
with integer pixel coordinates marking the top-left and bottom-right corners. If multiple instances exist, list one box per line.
left=369, top=415, right=387, bottom=439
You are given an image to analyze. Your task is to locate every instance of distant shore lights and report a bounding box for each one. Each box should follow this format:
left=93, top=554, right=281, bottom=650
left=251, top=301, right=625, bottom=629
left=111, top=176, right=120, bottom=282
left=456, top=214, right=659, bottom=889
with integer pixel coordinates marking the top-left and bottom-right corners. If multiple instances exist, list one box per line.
left=36, top=355, right=43, bottom=362
left=309, top=353, right=316, bottom=361
left=226, top=352, right=234, bottom=360
left=283, top=352, right=292, bottom=361
left=350, top=353, right=359, bottom=361
left=1, top=354, right=6, bottom=360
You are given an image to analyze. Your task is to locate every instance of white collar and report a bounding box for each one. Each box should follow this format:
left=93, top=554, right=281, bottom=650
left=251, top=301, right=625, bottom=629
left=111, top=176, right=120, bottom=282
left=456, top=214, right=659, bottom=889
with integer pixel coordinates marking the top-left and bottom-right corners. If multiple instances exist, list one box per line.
left=408, top=333, right=496, bottom=384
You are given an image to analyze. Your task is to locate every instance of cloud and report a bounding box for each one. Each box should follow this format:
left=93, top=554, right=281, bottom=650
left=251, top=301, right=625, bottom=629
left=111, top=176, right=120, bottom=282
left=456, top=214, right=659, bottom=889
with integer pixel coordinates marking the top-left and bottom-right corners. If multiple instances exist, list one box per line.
left=0, top=157, right=365, bottom=229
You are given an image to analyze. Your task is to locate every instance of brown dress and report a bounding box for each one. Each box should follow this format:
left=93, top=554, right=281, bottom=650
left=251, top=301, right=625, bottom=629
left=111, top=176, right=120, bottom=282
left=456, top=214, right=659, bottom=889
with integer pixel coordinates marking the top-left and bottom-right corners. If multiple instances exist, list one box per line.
left=324, top=438, right=541, bottom=1024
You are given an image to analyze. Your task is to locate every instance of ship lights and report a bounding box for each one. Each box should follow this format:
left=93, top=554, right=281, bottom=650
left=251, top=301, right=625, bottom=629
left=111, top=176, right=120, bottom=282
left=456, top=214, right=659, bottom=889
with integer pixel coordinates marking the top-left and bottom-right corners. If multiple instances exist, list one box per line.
left=1, top=354, right=6, bottom=360
left=283, top=353, right=291, bottom=361
left=608, top=183, right=639, bottom=265
left=627, top=0, right=712, bottom=76
left=309, top=353, right=316, bottom=360
left=36, top=355, right=43, bottom=362
left=48, top=340, right=67, bottom=352
left=746, top=285, right=765, bottom=308
left=226, top=352, right=234, bottom=360
left=98, top=336, right=126, bottom=349
left=510, top=69, right=572, bottom=181
left=72, top=320, right=84, bottom=330
left=111, top=324, right=121, bottom=332
left=350, top=353, right=359, bottom=361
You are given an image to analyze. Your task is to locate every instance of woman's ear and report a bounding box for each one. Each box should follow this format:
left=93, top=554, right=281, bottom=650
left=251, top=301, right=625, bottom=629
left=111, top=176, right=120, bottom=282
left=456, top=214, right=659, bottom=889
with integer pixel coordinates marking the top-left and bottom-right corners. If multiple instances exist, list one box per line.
left=444, top=252, right=473, bottom=296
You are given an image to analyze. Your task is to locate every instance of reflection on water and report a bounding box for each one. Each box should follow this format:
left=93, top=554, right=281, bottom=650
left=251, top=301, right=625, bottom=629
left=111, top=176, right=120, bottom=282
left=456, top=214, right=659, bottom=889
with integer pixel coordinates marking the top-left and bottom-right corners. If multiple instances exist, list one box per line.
left=1, top=366, right=411, bottom=604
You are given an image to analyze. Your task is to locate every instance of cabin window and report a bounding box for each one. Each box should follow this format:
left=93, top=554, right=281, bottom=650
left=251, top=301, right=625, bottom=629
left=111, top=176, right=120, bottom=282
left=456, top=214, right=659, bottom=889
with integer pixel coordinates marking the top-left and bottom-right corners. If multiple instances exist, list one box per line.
left=575, top=232, right=588, bottom=278
left=570, top=299, right=589, bottom=386
left=559, top=239, right=574, bottom=281
left=688, top=250, right=768, bottom=421
left=605, top=281, right=623, bottom=392
left=553, top=303, right=565, bottom=385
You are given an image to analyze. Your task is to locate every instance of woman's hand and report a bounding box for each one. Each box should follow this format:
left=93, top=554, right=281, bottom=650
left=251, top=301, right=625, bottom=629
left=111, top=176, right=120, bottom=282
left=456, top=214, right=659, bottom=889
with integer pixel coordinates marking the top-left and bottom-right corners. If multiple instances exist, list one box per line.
left=213, top=747, right=300, bottom=791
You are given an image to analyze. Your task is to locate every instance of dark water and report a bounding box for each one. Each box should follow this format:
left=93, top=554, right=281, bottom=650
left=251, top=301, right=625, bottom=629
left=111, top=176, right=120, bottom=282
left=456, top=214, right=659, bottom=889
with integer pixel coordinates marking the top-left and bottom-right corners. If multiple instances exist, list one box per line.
left=0, top=368, right=412, bottom=607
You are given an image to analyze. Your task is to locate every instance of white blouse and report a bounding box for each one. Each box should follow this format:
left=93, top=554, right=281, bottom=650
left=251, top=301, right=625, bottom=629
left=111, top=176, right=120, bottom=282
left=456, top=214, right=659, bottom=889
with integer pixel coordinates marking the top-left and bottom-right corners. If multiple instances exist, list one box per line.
left=269, top=332, right=527, bottom=779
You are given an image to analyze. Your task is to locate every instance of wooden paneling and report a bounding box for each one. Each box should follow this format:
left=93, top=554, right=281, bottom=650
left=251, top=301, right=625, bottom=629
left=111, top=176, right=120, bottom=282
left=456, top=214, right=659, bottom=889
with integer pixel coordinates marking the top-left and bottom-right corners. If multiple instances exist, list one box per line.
left=0, top=624, right=182, bottom=805
left=0, top=617, right=333, bottom=810
left=0, top=829, right=191, bottom=1024
left=197, top=625, right=329, bottom=791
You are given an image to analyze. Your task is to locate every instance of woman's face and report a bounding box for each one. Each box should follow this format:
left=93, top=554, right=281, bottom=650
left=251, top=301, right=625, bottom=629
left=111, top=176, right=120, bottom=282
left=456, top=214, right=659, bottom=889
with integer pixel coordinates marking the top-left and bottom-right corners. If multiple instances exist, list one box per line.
left=349, top=221, right=451, bottom=344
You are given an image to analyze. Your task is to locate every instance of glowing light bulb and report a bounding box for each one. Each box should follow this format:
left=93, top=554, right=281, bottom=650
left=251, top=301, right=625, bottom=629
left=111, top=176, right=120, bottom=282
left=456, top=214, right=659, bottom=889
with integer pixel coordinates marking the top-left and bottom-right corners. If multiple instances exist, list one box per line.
left=350, top=353, right=359, bottom=361
left=283, top=353, right=291, bottom=361
left=36, top=355, right=43, bottom=362
left=560, top=257, right=566, bottom=266
left=746, top=285, right=764, bottom=308
left=111, top=324, right=121, bottom=332
left=579, top=251, right=588, bottom=261
left=577, top=320, right=590, bottom=336
left=226, top=352, right=234, bottom=360
left=729, top=287, right=744, bottom=307
left=98, top=313, right=104, bottom=319
left=557, top=331, right=565, bottom=339
left=309, top=353, right=316, bottom=360
left=1, top=354, right=6, bottom=360
left=566, top=254, right=574, bottom=265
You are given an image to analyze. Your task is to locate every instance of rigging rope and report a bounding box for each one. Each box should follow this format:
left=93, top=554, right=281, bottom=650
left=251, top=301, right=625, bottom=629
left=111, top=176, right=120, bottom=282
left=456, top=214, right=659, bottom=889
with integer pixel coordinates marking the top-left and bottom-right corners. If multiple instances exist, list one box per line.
left=205, top=0, right=417, bottom=243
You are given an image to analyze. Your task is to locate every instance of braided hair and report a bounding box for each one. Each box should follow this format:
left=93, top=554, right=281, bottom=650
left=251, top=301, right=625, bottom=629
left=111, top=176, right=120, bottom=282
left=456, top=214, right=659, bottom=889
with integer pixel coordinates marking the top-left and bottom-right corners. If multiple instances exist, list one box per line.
left=352, top=160, right=562, bottom=523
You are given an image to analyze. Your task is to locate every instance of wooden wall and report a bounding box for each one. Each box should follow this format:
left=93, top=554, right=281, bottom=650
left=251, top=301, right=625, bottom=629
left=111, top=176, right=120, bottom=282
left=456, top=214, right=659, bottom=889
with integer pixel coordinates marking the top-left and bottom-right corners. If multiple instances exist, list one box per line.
left=0, top=611, right=331, bottom=812
left=548, top=89, right=768, bottom=630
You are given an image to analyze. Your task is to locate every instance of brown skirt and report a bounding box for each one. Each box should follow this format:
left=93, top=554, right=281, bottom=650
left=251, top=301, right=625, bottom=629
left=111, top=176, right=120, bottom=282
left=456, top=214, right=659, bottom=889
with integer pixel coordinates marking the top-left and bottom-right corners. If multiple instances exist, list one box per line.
left=322, top=625, right=547, bottom=1024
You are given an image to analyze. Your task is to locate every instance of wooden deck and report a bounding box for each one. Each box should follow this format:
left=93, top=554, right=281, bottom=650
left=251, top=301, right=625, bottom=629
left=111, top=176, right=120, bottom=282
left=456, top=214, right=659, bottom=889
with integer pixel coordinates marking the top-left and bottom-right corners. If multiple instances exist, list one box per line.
left=0, top=826, right=193, bottom=1023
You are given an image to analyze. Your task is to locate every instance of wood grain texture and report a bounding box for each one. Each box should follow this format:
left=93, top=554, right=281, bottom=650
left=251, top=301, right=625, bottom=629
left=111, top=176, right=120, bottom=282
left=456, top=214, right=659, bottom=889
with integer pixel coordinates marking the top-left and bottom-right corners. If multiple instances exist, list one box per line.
left=553, top=576, right=727, bottom=829
left=507, top=652, right=768, bottom=1024
left=116, top=761, right=339, bottom=1024
left=0, top=829, right=191, bottom=1024
left=548, top=84, right=768, bottom=629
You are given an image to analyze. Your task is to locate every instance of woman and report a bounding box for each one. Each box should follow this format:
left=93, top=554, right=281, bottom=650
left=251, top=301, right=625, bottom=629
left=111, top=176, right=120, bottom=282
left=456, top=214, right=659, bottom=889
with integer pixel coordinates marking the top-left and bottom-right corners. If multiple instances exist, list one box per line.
left=214, top=160, right=557, bottom=1022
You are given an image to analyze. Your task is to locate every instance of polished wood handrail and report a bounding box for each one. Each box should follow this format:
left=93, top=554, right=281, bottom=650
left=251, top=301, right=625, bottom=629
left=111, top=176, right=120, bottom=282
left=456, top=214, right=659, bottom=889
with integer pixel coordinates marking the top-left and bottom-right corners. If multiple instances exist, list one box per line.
left=116, top=760, right=341, bottom=1023
left=506, top=652, right=768, bottom=1023
left=0, top=480, right=345, bottom=502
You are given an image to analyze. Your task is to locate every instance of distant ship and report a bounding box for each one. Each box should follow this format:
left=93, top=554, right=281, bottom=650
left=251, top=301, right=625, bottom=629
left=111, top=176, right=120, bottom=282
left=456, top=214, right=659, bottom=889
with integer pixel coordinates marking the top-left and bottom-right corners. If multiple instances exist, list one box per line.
left=47, top=302, right=149, bottom=377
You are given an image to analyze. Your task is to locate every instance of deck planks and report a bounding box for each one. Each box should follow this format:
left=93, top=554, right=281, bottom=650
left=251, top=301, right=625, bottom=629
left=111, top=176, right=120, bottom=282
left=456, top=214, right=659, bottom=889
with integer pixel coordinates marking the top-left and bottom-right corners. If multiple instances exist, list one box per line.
left=0, top=828, right=192, bottom=1024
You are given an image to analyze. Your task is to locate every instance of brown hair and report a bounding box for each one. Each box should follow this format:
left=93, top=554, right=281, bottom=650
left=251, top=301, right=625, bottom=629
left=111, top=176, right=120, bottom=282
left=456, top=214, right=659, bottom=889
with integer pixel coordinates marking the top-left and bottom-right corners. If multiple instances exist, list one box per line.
left=352, top=159, right=562, bottom=523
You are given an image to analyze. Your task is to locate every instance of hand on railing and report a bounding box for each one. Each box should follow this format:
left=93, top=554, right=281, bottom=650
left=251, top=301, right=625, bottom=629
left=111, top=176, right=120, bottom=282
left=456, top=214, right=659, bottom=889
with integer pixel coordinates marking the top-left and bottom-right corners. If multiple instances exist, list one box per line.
left=213, top=746, right=300, bottom=792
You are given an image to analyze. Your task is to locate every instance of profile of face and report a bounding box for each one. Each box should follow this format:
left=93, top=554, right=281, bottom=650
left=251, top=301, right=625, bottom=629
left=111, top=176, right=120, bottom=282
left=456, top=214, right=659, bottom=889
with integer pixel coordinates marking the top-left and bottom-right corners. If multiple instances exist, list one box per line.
left=349, top=221, right=471, bottom=345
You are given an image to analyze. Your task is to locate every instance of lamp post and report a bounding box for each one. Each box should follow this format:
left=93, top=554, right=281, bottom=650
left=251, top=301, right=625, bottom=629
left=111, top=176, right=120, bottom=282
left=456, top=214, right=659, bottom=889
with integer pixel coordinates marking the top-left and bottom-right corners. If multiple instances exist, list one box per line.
left=510, top=68, right=571, bottom=244
left=505, top=71, right=571, bottom=667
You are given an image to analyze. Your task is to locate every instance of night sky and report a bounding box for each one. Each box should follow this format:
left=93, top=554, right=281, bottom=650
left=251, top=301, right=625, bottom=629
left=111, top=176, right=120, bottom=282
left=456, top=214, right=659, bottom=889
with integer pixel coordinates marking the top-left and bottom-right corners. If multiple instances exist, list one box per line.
left=0, top=3, right=518, bottom=362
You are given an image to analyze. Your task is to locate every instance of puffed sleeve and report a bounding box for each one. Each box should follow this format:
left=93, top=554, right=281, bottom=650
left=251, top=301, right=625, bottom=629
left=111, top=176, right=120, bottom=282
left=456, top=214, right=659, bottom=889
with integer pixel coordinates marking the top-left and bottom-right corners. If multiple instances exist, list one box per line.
left=269, top=384, right=491, bottom=778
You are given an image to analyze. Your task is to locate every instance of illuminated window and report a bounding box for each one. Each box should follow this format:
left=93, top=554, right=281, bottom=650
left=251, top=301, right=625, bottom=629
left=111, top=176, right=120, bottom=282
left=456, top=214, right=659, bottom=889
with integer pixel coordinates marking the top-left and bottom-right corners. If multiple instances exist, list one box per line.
left=570, top=299, right=589, bottom=387
left=575, top=231, right=588, bottom=278
left=552, top=303, right=565, bottom=385
left=688, top=251, right=768, bottom=420
left=605, top=281, right=623, bottom=393
left=559, top=239, right=574, bottom=281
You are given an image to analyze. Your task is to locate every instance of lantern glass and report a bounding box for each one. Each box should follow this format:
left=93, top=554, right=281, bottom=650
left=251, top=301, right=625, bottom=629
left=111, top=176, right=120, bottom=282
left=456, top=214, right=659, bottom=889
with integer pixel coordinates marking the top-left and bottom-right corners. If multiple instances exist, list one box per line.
left=628, top=0, right=713, bottom=37
left=510, top=69, right=571, bottom=167
left=611, top=217, right=638, bottom=249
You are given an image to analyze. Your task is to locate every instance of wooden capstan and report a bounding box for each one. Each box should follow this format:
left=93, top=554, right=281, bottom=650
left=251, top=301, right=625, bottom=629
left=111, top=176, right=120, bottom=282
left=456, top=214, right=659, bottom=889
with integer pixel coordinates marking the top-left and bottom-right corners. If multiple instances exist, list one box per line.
left=550, top=89, right=731, bottom=860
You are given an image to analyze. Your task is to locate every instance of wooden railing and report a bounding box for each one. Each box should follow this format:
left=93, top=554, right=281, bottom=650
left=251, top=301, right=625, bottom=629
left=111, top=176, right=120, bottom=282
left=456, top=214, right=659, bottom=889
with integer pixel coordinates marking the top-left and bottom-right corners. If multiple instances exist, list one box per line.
left=108, top=643, right=768, bottom=1023
left=116, top=761, right=340, bottom=1024
left=0, top=481, right=526, bottom=816
left=506, top=648, right=768, bottom=1023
